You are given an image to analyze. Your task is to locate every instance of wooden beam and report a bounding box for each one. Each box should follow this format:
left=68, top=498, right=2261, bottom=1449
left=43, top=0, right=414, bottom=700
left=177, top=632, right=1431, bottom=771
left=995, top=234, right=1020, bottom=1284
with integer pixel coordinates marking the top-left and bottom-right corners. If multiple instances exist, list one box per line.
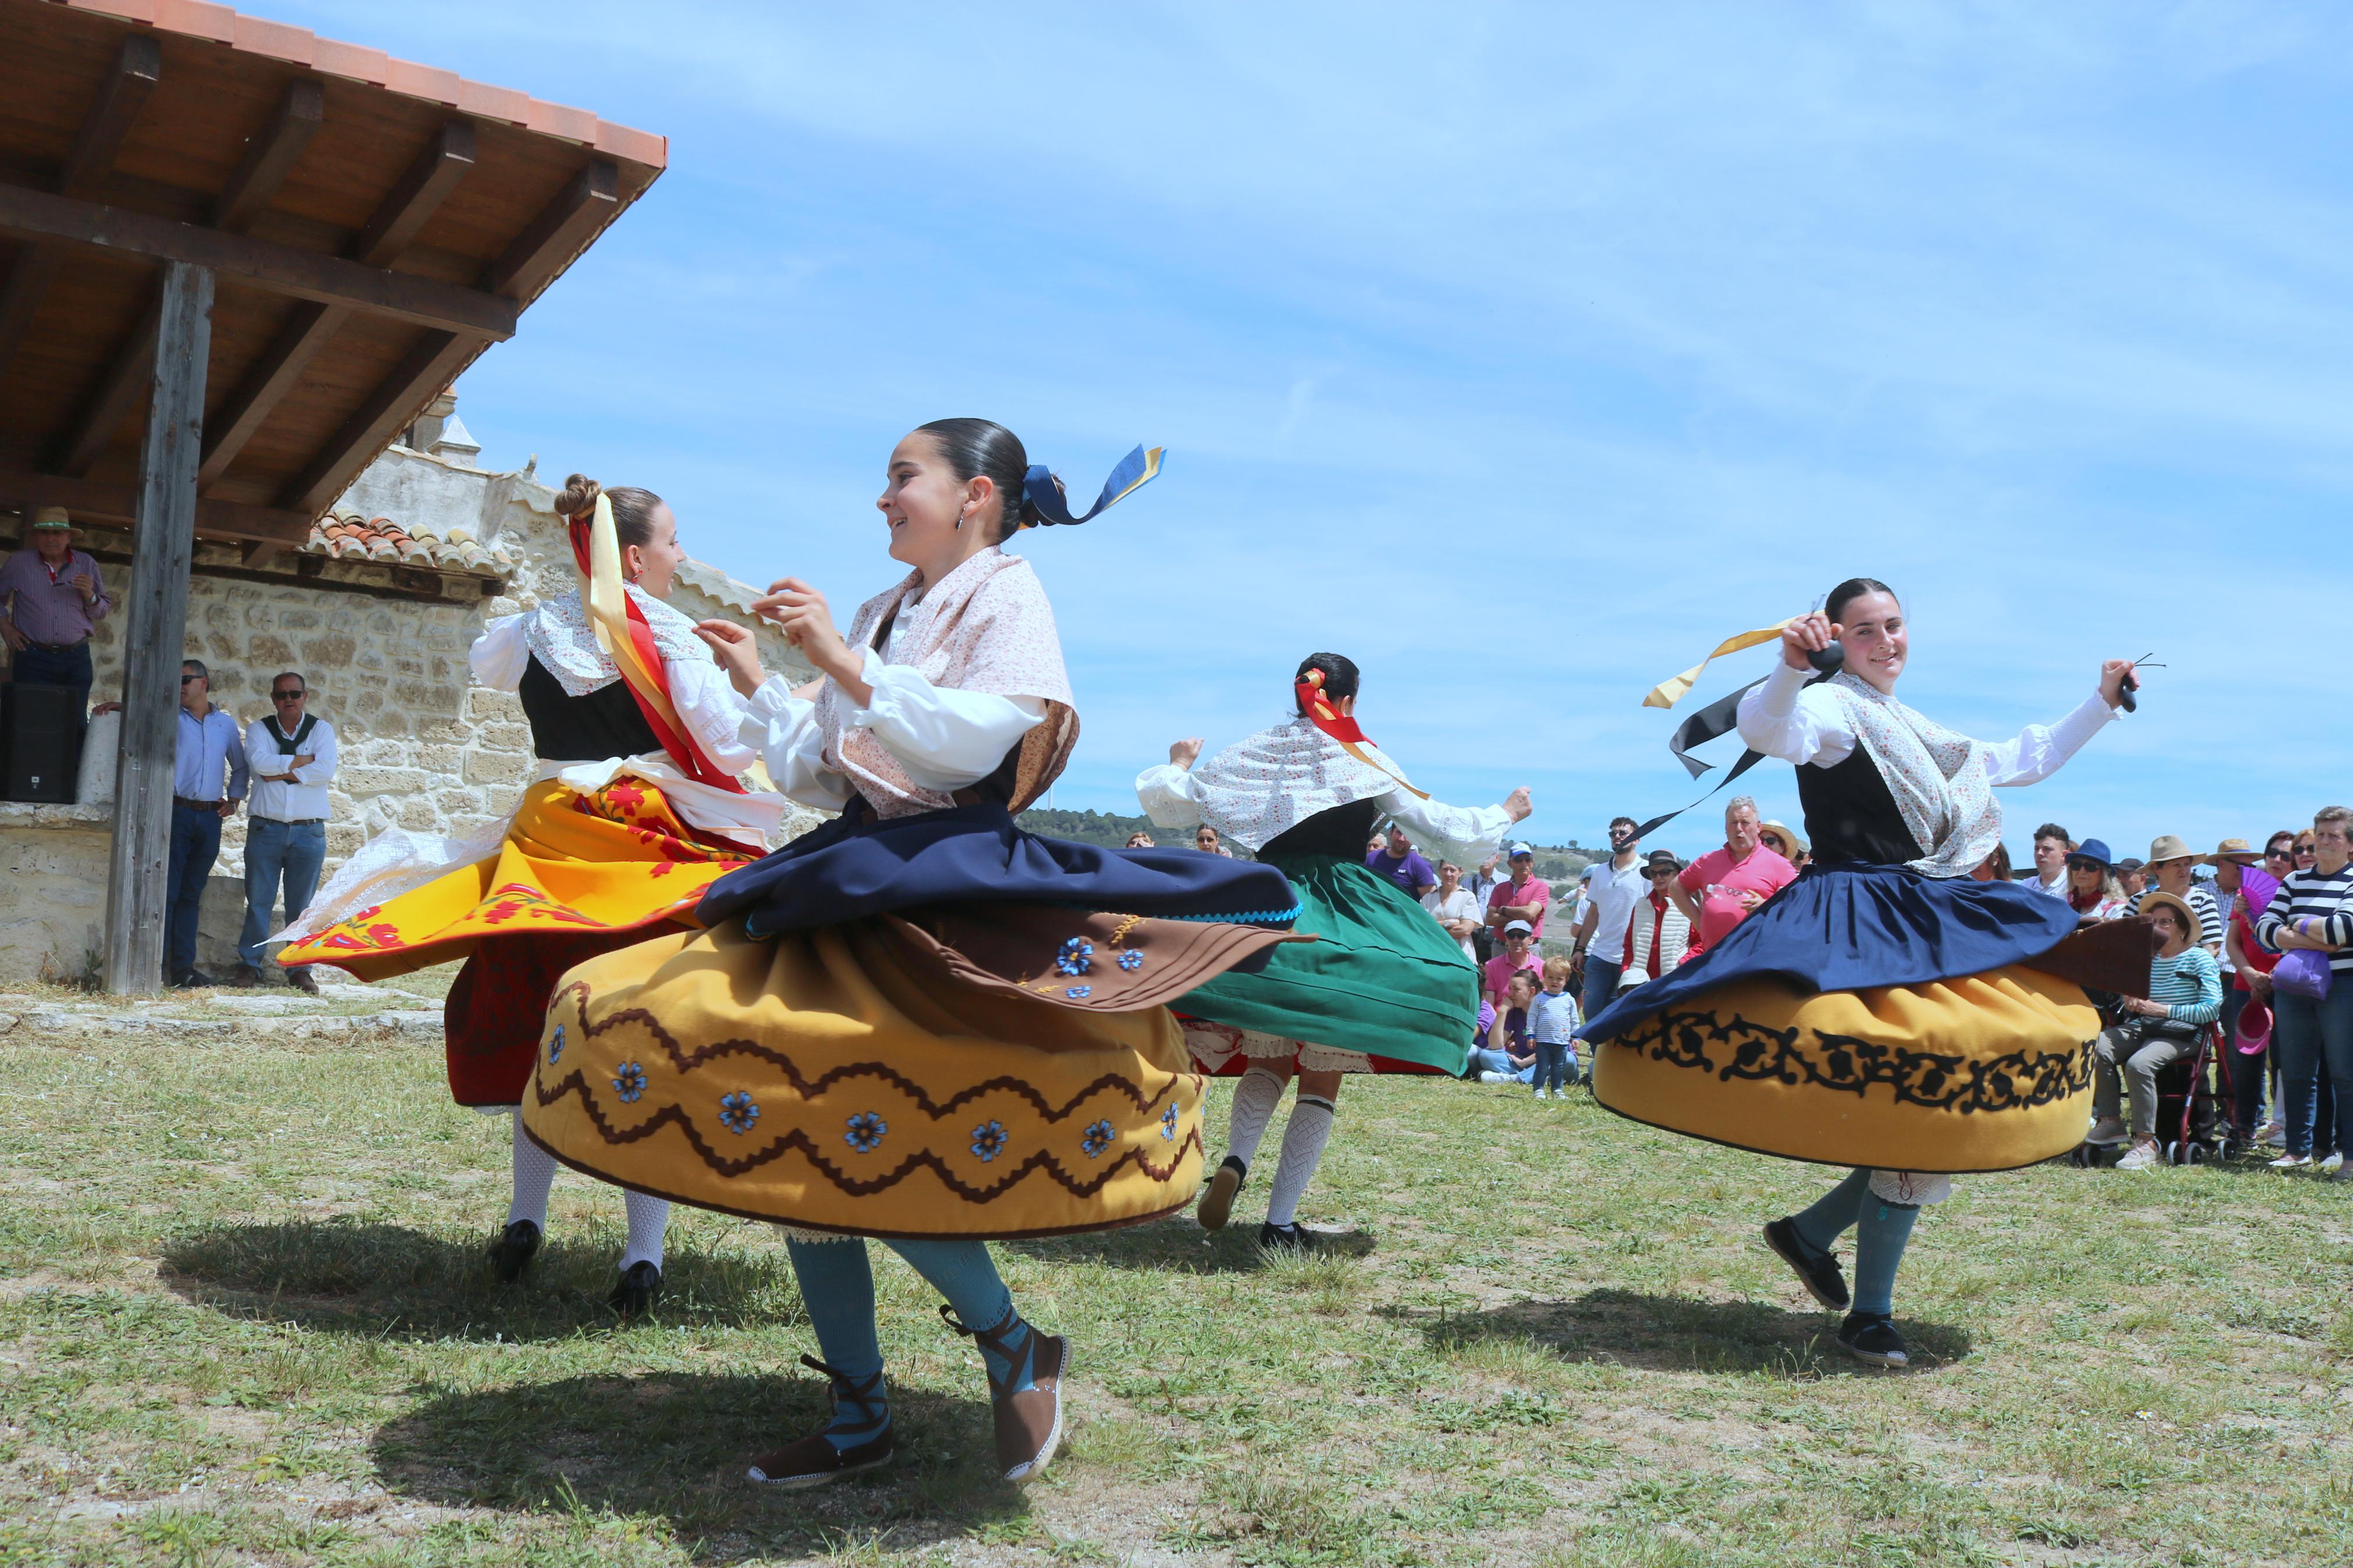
left=55, top=81, right=329, bottom=478
left=210, top=78, right=326, bottom=234
left=281, top=159, right=618, bottom=514
left=0, top=183, right=519, bottom=339
left=198, top=121, right=476, bottom=487
left=489, top=158, right=621, bottom=297
left=0, top=34, right=164, bottom=376
left=0, top=467, right=311, bottom=546
left=104, top=260, right=211, bottom=996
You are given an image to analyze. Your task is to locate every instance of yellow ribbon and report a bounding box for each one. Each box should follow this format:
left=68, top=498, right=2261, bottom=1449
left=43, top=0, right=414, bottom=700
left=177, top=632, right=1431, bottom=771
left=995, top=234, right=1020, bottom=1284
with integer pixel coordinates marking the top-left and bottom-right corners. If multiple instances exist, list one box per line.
left=1642, top=619, right=1799, bottom=710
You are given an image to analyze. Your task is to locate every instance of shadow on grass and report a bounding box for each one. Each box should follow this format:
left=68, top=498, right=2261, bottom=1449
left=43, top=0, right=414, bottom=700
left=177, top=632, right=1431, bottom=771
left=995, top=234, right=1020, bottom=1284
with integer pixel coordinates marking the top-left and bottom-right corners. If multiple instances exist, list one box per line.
left=160, top=1218, right=796, bottom=1341
left=1004, top=1214, right=1378, bottom=1273
left=371, top=1371, right=1025, bottom=1560
left=1396, top=1288, right=1973, bottom=1377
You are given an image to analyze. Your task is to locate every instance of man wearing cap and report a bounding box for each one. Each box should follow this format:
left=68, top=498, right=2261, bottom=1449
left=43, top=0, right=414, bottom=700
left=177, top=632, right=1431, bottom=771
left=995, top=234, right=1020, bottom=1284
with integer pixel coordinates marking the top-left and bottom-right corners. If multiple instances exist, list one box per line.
left=2126, top=835, right=2222, bottom=954
left=1671, top=795, right=1798, bottom=958
left=0, top=506, right=110, bottom=723
left=1568, top=817, right=1647, bottom=1023
left=2114, top=858, right=2147, bottom=901
left=1483, top=920, right=1543, bottom=1008
left=1485, top=842, right=1552, bottom=941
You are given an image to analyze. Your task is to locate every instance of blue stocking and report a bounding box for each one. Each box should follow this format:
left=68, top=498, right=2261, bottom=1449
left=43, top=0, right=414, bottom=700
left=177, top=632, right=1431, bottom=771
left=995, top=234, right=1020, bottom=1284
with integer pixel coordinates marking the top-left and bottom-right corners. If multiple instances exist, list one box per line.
left=784, top=1238, right=889, bottom=1449
left=885, top=1238, right=1037, bottom=1394
left=1789, top=1167, right=1873, bottom=1253
left=1851, top=1195, right=1919, bottom=1318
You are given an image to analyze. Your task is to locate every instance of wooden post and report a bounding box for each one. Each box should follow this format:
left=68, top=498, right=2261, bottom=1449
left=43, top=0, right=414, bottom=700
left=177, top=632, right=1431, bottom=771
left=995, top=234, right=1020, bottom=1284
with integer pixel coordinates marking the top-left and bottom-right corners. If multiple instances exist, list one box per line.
left=103, top=261, right=212, bottom=994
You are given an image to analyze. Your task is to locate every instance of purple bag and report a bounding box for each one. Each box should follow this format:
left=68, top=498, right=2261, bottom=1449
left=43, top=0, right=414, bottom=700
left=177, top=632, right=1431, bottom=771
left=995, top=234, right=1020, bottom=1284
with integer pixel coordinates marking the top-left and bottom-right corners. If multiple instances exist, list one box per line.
left=2275, top=946, right=2334, bottom=1001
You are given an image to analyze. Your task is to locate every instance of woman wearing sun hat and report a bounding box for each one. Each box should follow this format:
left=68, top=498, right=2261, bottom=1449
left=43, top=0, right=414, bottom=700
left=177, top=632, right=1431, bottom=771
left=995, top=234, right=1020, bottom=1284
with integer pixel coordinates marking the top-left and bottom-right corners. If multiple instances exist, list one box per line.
left=2063, top=838, right=2128, bottom=924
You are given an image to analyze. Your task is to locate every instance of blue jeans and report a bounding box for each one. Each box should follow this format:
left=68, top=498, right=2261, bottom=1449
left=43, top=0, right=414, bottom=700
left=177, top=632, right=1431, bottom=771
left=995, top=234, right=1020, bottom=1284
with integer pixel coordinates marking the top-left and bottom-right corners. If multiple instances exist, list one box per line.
left=1466, top=1047, right=1534, bottom=1083
left=240, top=817, right=326, bottom=966
left=1580, top=957, right=1623, bottom=1022
left=2273, top=985, right=2353, bottom=1158
left=166, top=802, right=223, bottom=980
left=1533, top=1040, right=1574, bottom=1092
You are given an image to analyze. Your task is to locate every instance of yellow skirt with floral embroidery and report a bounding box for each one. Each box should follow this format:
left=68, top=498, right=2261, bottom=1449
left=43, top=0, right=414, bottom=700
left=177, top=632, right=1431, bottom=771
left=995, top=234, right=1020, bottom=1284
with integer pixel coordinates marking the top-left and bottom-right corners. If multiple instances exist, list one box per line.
left=523, top=918, right=1206, bottom=1239
left=277, top=776, right=753, bottom=983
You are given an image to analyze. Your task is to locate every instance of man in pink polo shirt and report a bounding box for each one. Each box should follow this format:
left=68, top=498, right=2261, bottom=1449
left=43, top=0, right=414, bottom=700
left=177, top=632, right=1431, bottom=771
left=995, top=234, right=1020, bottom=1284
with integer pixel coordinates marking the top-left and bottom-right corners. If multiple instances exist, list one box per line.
left=1485, top=842, right=1552, bottom=940
left=1671, top=795, right=1797, bottom=958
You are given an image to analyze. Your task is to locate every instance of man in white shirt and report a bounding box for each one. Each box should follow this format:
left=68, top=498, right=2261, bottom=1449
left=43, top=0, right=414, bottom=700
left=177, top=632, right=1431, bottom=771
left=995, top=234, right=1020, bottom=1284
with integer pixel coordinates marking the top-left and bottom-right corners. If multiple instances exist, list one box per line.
left=237, top=671, right=338, bottom=991
left=1421, top=860, right=1484, bottom=961
left=1568, top=816, right=1648, bottom=1022
left=2029, top=823, right=2072, bottom=898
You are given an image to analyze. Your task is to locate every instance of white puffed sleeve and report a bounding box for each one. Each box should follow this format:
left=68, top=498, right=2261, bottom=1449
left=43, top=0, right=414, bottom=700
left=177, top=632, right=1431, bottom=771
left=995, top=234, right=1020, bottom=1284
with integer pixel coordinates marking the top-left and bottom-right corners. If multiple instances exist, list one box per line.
left=1135, top=760, right=1208, bottom=829
left=468, top=613, right=529, bottom=693
left=1380, top=787, right=1515, bottom=873
left=1981, top=692, right=2121, bottom=787
left=841, top=647, right=1044, bottom=792
left=1737, top=661, right=1857, bottom=769
left=661, top=653, right=760, bottom=777
left=739, top=675, right=855, bottom=812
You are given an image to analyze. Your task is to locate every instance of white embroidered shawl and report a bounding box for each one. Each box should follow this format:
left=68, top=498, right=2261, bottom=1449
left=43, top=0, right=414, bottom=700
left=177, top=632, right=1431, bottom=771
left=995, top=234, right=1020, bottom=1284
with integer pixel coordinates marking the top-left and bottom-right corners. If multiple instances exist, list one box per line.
left=1178, top=719, right=1409, bottom=854
left=524, top=586, right=710, bottom=698
left=815, top=548, right=1077, bottom=817
left=1827, top=671, right=2001, bottom=878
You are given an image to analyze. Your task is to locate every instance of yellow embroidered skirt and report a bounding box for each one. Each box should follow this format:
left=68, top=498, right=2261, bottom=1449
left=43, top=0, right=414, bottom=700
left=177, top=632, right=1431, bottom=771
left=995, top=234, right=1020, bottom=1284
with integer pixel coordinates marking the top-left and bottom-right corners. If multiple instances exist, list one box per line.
left=524, top=916, right=1216, bottom=1239
left=1593, top=966, right=2101, bottom=1173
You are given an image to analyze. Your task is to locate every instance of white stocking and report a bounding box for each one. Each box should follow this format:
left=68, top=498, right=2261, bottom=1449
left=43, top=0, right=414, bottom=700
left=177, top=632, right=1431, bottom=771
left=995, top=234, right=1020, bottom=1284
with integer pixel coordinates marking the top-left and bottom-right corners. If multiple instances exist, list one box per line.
left=507, top=1107, right=556, bottom=1229
left=1223, top=1065, right=1287, bottom=1173
left=1264, top=1093, right=1335, bottom=1227
left=620, top=1189, right=669, bottom=1272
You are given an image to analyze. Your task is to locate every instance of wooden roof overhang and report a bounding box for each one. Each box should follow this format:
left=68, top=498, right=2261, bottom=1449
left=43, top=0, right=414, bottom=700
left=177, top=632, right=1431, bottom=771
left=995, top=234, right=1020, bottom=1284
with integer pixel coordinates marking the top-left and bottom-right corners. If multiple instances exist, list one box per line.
left=0, top=0, right=664, bottom=557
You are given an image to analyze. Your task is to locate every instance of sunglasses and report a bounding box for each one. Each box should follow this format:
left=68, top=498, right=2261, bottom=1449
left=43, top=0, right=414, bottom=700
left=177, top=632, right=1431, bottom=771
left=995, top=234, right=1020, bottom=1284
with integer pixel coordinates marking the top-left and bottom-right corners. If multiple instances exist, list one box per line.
left=180, top=674, right=201, bottom=684
left=272, top=690, right=304, bottom=701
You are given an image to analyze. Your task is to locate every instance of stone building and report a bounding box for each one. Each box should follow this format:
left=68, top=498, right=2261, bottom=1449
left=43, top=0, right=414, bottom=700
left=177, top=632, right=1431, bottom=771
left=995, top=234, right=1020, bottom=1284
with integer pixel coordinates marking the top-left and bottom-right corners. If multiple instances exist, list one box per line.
left=0, top=397, right=816, bottom=981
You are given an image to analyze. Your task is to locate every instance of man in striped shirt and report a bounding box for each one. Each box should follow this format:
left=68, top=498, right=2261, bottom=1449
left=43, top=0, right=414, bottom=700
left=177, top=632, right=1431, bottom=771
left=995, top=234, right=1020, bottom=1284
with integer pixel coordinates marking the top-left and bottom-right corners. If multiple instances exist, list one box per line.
left=2126, top=834, right=2221, bottom=955
left=2252, top=806, right=2353, bottom=1174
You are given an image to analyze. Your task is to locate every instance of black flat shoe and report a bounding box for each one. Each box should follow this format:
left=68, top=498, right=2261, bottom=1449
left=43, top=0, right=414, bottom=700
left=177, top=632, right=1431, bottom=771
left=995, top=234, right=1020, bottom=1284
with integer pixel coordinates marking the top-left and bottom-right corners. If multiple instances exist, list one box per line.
left=1836, top=1311, right=1910, bottom=1368
left=1258, top=1220, right=1323, bottom=1254
left=609, top=1260, right=662, bottom=1317
left=1763, top=1217, right=1850, bottom=1311
left=1198, top=1155, right=1246, bottom=1232
left=488, top=1219, right=541, bottom=1283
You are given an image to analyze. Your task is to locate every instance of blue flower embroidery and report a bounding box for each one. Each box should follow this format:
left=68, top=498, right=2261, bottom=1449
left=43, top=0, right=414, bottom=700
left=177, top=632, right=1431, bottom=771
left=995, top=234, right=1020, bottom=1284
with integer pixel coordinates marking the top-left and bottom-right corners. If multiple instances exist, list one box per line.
left=547, top=1025, right=566, bottom=1064
left=719, top=1091, right=761, bottom=1136
left=1066, top=985, right=1092, bottom=1000
left=970, top=1119, right=1008, bottom=1162
left=1055, top=937, right=1095, bottom=976
left=1117, top=950, right=1144, bottom=972
left=611, top=1062, right=646, bottom=1103
left=1160, top=1103, right=1180, bottom=1141
left=843, top=1111, right=888, bottom=1153
left=1081, top=1119, right=1114, bottom=1159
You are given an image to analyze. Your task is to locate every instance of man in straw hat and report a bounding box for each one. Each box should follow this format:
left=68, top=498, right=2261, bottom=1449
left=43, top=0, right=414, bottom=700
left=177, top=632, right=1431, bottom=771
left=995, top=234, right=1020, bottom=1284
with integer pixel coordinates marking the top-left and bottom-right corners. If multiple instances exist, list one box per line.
left=0, top=506, right=109, bottom=723
left=2126, top=834, right=2221, bottom=954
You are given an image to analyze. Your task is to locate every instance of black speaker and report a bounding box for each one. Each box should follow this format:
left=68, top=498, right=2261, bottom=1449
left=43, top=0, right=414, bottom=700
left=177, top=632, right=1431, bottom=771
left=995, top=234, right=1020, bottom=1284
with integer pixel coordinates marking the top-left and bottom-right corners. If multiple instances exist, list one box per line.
left=3, top=681, right=82, bottom=803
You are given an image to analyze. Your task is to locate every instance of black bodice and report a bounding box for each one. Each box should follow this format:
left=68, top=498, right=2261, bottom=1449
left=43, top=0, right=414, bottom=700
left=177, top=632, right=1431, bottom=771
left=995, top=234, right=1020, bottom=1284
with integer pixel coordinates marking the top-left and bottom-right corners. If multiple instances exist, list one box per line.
left=518, top=655, right=662, bottom=761
left=1261, top=796, right=1382, bottom=861
left=1795, top=744, right=1928, bottom=866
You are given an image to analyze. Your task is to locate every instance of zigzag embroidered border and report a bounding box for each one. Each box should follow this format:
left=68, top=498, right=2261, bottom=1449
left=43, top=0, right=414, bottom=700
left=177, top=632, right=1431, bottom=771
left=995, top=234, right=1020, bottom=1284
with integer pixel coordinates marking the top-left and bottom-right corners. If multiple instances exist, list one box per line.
left=1630, top=1008, right=2094, bottom=1114
left=532, top=1071, right=1202, bottom=1201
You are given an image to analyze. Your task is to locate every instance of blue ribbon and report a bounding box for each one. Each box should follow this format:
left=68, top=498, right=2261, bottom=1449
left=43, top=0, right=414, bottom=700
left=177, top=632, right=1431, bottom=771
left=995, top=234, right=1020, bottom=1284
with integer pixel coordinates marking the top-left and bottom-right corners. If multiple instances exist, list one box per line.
left=1022, top=444, right=1164, bottom=527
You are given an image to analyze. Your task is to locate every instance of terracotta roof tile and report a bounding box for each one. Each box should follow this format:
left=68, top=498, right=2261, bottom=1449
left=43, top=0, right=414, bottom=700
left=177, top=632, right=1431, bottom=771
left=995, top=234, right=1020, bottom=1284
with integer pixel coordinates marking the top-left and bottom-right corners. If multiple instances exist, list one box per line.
left=300, top=512, right=515, bottom=579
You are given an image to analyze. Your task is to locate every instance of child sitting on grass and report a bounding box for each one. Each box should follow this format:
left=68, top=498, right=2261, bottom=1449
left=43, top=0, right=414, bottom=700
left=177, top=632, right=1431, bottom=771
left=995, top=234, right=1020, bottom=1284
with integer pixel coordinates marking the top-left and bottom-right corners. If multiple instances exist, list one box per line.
left=1529, top=955, right=1582, bottom=1098
left=1472, top=971, right=1541, bottom=1086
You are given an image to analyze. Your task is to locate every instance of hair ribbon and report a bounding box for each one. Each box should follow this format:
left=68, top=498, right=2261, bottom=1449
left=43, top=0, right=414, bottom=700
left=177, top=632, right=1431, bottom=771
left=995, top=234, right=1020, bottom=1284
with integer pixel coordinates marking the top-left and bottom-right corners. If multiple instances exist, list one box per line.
left=1020, top=444, right=1165, bottom=527
left=1294, top=669, right=1429, bottom=800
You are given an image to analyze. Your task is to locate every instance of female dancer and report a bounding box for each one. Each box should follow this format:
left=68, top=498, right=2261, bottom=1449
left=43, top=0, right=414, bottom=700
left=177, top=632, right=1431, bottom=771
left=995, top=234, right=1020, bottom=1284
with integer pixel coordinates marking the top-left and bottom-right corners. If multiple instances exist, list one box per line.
left=1136, top=655, right=1532, bottom=1249
left=278, top=475, right=783, bottom=1314
left=522, top=421, right=1298, bottom=1487
left=1583, top=578, right=2142, bottom=1367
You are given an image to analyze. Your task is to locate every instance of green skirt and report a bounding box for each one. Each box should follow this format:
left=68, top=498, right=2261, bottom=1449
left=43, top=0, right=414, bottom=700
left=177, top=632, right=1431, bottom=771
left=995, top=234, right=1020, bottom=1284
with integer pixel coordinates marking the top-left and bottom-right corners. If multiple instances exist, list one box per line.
left=1176, top=855, right=1478, bottom=1075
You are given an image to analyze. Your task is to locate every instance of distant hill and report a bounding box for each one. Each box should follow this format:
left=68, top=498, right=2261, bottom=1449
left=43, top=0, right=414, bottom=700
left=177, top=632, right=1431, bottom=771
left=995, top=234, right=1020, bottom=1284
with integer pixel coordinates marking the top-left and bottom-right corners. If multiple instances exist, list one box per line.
left=1017, top=806, right=1595, bottom=880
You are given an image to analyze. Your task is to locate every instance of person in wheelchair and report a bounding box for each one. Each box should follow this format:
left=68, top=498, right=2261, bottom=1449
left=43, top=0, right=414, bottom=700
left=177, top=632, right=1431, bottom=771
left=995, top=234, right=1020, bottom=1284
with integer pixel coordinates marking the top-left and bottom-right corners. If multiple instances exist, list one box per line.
left=2086, top=891, right=2222, bottom=1169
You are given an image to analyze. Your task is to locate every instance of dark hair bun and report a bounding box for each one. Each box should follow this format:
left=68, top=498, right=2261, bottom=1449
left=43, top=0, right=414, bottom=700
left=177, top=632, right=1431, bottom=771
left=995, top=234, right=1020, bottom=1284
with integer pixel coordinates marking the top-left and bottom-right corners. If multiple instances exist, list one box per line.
left=558, top=473, right=602, bottom=521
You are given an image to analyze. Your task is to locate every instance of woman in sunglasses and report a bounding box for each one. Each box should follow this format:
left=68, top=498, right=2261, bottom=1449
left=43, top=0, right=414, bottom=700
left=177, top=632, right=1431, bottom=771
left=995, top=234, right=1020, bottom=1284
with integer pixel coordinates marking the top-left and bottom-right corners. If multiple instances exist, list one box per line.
left=2063, top=840, right=2128, bottom=925
left=1582, top=577, right=2141, bottom=1368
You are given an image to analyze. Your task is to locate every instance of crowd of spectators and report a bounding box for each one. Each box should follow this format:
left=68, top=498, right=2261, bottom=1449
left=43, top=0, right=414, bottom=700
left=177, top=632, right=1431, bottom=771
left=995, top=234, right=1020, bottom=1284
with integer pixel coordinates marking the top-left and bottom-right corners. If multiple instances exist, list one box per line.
left=1350, top=800, right=2353, bottom=1168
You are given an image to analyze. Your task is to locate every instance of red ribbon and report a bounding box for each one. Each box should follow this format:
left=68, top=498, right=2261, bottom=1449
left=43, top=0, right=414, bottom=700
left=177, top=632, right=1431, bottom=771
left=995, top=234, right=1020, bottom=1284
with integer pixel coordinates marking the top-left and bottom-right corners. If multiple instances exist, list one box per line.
left=566, top=514, right=743, bottom=794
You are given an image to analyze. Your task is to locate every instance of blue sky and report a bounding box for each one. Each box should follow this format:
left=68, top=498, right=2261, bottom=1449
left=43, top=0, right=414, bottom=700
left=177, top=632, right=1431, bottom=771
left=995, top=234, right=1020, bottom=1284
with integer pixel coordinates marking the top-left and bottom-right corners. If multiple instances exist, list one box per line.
left=282, top=1, right=2352, bottom=863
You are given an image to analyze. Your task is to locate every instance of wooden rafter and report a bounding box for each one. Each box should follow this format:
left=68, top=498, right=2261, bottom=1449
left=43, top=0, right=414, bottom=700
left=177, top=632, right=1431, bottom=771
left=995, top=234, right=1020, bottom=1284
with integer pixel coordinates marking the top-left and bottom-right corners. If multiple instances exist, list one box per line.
left=0, top=467, right=311, bottom=546
left=198, top=120, right=477, bottom=489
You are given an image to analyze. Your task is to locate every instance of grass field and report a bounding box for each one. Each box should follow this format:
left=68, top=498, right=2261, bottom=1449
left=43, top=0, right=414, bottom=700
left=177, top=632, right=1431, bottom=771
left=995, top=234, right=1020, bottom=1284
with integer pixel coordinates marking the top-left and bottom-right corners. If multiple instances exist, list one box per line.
left=3, top=998, right=2350, bottom=1567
